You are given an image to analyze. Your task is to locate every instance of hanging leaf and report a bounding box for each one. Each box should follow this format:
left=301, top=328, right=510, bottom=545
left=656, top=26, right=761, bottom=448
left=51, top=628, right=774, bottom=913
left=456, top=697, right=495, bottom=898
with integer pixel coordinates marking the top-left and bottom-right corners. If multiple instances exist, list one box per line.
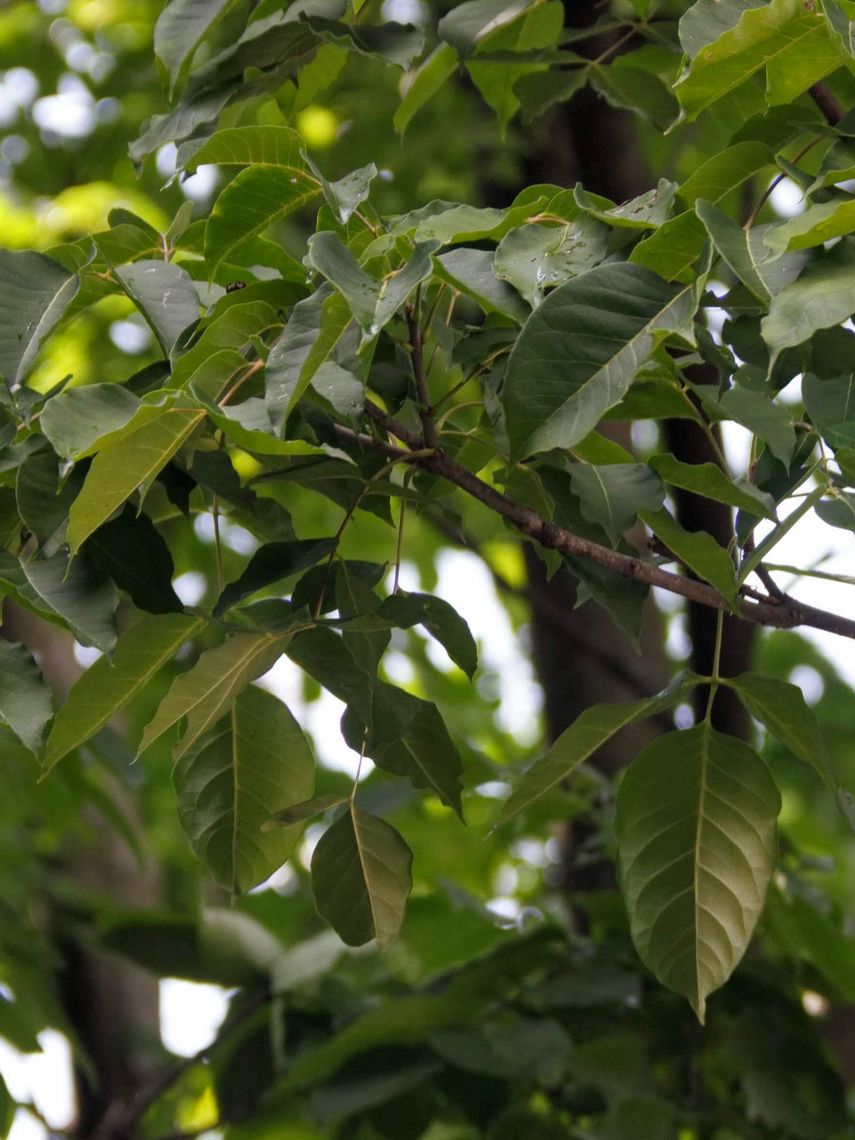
left=434, top=248, right=530, bottom=322
left=438, top=0, right=534, bottom=56
left=496, top=675, right=694, bottom=826
left=84, top=507, right=184, bottom=615
left=311, top=806, right=413, bottom=947
left=214, top=539, right=337, bottom=616
left=616, top=724, right=780, bottom=1021
left=504, top=263, right=697, bottom=459
left=154, top=0, right=239, bottom=95
left=0, top=250, right=79, bottom=390
left=640, top=507, right=739, bottom=607
left=395, top=42, right=459, bottom=134
left=114, top=260, right=201, bottom=356
left=569, top=463, right=665, bottom=547
left=43, top=613, right=207, bottom=773
left=174, top=685, right=315, bottom=893
left=695, top=199, right=807, bottom=302
left=0, top=640, right=53, bottom=754
left=803, top=372, right=855, bottom=450
left=378, top=591, right=478, bottom=678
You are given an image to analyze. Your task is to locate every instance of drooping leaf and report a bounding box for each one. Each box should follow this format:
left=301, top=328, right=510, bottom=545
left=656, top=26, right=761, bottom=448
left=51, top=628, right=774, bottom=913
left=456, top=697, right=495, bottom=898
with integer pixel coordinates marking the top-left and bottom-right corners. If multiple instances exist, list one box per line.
left=503, top=263, right=697, bottom=459
left=139, top=629, right=300, bottom=758
left=214, top=539, right=337, bottom=616
left=43, top=613, right=206, bottom=773
left=378, top=591, right=478, bottom=678
left=394, top=42, right=459, bottom=134
left=437, top=0, right=532, bottom=55
left=174, top=684, right=315, bottom=893
left=114, top=260, right=201, bottom=356
left=0, top=640, right=53, bottom=754
left=314, top=162, right=377, bottom=224
left=66, top=407, right=204, bottom=555
left=496, top=675, right=693, bottom=826
left=154, top=0, right=239, bottom=95
left=695, top=199, right=808, bottom=303
left=616, top=724, right=780, bottom=1020
left=311, top=806, right=413, bottom=947
left=84, top=507, right=184, bottom=615
left=39, top=384, right=141, bottom=461
left=15, top=449, right=84, bottom=546
left=0, top=250, right=79, bottom=390
left=569, top=463, right=665, bottom=546
left=648, top=453, right=777, bottom=521
left=286, top=624, right=374, bottom=726
left=640, top=507, right=739, bottom=607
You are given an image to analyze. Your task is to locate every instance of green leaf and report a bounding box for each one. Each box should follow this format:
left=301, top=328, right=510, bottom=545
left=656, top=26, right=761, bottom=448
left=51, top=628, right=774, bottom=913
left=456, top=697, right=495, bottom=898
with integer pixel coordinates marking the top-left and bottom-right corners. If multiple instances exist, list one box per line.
left=265, top=793, right=345, bottom=827
left=816, top=492, right=855, bottom=530
left=496, top=675, right=694, bottom=826
left=679, top=0, right=766, bottom=59
left=823, top=0, right=855, bottom=56
left=569, top=463, right=665, bottom=546
left=675, top=0, right=842, bottom=121
left=438, top=0, right=532, bottom=55
left=494, top=216, right=609, bottom=307
left=43, top=613, right=206, bottom=773
left=306, top=231, right=436, bottom=339
left=434, top=248, right=530, bottom=322
left=640, top=508, right=739, bottom=607
left=15, top=449, right=84, bottom=546
left=378, top=591, right=478, bottom=678
left=311, top=806, right=412, bottom=947
left=722, top=672, right=835, bottom=790
left=168, top=298, right=280, bottom=391
left=387, top=198, right=545, bottom=247
left=114, top=260, right=201, bottom=356
left=286, top=625, right=375, bottom=726
left=139, top=630, right=299, bottom=758
left=180, top=124, right=308, bottom=171
left=66, top=407, right=204, bottom=555
left=314, top=162, right=377, bottom=224
left=84, top=507, right=184, bottom=615
left=762, top=258, right=855, bottom=359
left=205, top=167, right=320, bottom=272
left=307, top=17, right=424, bottom=68
left=803, top=372, right=855, bottom=449
left=154, top=0, right=238, bottom=95
left=616, top=724, right=780, bottom=1020
left=0, top=250, right=79, bottom=389
left=40, top=384, right=141, bottom=461
left=574, top=180, right=677, bottom=230
left=174, top=684, right=315, bottom=893
left=0, top=549, right=118, bottom=652
left=0, top=640, right=52, bottom=754
left=764, top=199, right=855, bottom=254
left=648, top=453, right=777, bottom=521
left=395, top=42, right=459, bottom=134
left=215, top=539, right=337, bottom=615
left=695, top=199, right=808, bottom=302
left=503, top=264, right=697, bottom=459
left=717, top=385, right=796, bottom=464
left=515, top=66, right=588, bottom=122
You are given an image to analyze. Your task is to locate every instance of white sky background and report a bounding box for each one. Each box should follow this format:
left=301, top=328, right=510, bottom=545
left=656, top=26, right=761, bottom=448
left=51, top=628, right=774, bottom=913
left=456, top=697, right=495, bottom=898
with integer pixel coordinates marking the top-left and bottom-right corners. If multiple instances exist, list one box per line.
left=4, top=176, right=855, bottom=1137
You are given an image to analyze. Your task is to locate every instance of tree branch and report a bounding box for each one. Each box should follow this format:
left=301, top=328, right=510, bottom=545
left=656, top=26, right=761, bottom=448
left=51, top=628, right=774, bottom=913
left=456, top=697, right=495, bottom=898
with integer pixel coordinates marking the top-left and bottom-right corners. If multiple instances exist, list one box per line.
left=341, top=404, right=855, bottom=642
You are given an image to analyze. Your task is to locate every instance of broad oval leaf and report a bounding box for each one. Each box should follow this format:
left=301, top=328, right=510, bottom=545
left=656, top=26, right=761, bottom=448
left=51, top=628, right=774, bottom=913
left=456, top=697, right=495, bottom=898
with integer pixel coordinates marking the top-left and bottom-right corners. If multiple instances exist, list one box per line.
left=114, top=260, right=201, bottom=356
left=40, top=384, right=141, bottom=461
left=0, top=250, right=79, bottom=390
left=174, top=685, right=315, bottom=893
left=377, top=591, right=478, bottom=678
left=0, top=640, right=53, bottom=755
left=616, top=723, right=780, bottom=1021
left=503, top=263, right=697, bottom=459
left=311, top=806, right=413, bottom=947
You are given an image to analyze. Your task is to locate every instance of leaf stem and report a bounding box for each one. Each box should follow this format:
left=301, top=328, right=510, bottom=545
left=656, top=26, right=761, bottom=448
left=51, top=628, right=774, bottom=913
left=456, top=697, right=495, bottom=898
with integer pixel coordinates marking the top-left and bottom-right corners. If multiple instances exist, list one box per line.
left=703, top=609, right=724, bottom=724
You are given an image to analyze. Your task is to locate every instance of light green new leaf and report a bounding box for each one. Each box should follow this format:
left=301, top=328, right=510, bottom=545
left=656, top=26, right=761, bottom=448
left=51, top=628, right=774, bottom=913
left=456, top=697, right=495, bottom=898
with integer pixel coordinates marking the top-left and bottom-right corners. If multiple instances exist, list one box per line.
left=695, top=199, right=808, bottom=302
left=641, top=508, right=739, bottom=607
left=0, top=250, right=79, bottom=389
left=0, top=549, right=118, bottom=652
left=307, top=231, right=436, bottom=339
left=723, top=673, right=835, bottom=790
left=139, top=630, right=297, bottom=757
left=803, top=372, right=855, bottom=449
left=675, top=0, right=842, bottom=121
left=181, top=124, right=308, bottom=171
left=762, top=261, right=855, bottom=359
left=205, top=166, right=320, bottom=271
left=67, top=407, right=204, bottom=554
left=395, top=42, right=459, bottom=134
left=494, top=217, right=609, bottom=307
left=114, top=260, right=201, bottom=356
left=40, top=384, right=141, bottom=461
left=648, top=453, right=777, bottom=520
left=616, top=724, right=780, bottom=1021
left=311, top=806, right=412, bottom=947
left=154, top=0, right=238, bottom=95
left=503, top=263, right=697, bottom=459
left=496, top=675, right=694, bottom=826
left=569, top=463, right=665, bottom=546
left=0, top=640, right=53, bottom=754
left=43, top=614, right=207, bottom=773
left=174, top=685, right=315, bottom=893
left=378, top=591, right=478, bottom=678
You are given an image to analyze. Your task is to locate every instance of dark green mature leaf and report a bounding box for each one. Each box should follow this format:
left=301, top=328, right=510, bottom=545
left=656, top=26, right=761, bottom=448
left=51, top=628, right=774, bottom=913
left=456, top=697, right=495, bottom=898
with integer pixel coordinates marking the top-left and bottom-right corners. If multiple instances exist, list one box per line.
left=497, top=675, right=694, bottom=825
left=43, top=613, right=207, bottom=773
left=695, top=200, right=807, bottom=302
left=378, top=591, right=478, bottom=678
left=0, top=640, right=52, bottom=754
left=139, top=630, right=300, bottom=757
left=616, top=724, right=780, bottom=1021
left=154, top=0, right=238, bottom=95
left=0, top=250, right=79, bottom=389
left=15, top=450, right=84, bottom=546
left=494, top=216, right=609, bottom=307
left=84, top=507, right=183, bottom=615
left=0, top=549, right=118, bottom=652
left=648, top=453, right=777, bottom=520
left=66, top=407, right=204, bottom=555
left=215, top=539, right=337, bottom=616
left=762, top=259, right=855, bottom=359
left=717, top=386, right=796, bottom=465
left=40, top=384, right=141, bottom=461
left=114, top=261, right=201, bottom=356
left=311, top=806, right=413, bottom=947
left=679, top=0, right=766, bottom=58
left=569, top=463, right=664, bottom=546
left=438, top=0, right=531, bottom=55
left=723, top=673, right=835, bottom=790
left=504, top=264, right=697, bottom=459
left=816, top=492, right=855, bottom=531
left=286, top=624, right=374, bottom=726
left=641, top=507, right=739, bottom=607
left=307, top=16, right=424, bottom=68
left=175, top=685, right=315, bottom=893
left=434, top=248, right=530, bottom=322
left=803, top=372, right=855, bottom=449
left=266, top=793, right=345, bottom=827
